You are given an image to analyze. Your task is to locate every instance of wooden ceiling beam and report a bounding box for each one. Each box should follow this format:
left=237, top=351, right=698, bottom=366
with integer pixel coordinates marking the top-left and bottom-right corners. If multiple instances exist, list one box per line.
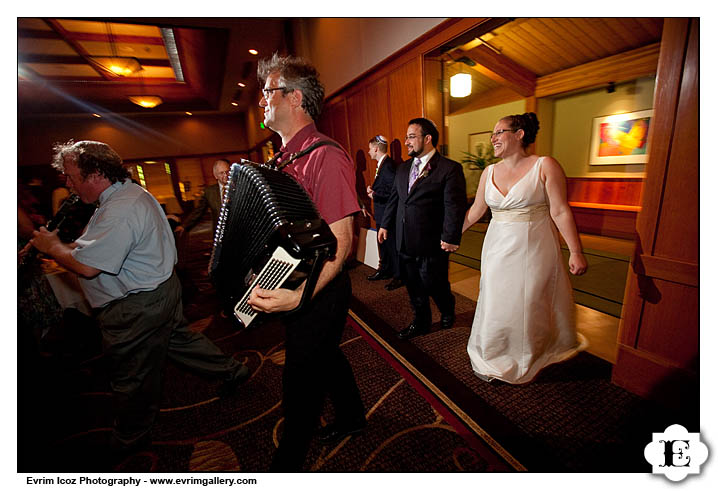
left=19, top=54, right=172, bottom=67
left=449, top=85, right=524, bottom=116
left=18, top=29, right=164, bottom=45
left=44, top=19, right=113, bottom=81
left=535, top=43, right=660, bottom=98
left=459, top=43, right=537, bottom=97
left=61, top=32, right=165, bottom=45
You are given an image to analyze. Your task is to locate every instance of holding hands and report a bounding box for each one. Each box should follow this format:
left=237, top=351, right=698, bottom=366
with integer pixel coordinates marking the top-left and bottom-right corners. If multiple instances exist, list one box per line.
left=440, top=240, right=459, bottom=252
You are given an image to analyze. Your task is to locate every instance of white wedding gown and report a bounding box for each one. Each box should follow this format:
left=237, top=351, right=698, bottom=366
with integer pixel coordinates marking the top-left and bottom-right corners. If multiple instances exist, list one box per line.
left=467, top=157, right=586, bottom=384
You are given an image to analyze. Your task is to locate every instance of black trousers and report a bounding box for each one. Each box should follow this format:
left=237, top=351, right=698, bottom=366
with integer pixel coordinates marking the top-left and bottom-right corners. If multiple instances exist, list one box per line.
left=377, top=227, right=400, bottom=278
left=399, top=251, right=455, bottom=328
left=97, top=272, right=243, bottom=446
left=270, top=269, right=365, bottom=471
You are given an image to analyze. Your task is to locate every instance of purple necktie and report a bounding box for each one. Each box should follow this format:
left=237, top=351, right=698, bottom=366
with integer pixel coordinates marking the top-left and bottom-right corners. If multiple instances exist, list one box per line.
left=408, top=159, right=421, bottom=191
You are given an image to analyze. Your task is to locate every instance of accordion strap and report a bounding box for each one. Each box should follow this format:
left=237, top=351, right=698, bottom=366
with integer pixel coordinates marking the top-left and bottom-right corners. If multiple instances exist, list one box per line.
left=271, top=140, right=343, bottom=170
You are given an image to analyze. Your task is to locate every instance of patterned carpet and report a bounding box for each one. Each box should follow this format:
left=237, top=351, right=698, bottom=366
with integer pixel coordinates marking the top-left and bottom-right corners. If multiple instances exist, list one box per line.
left=347, top=263, right=699, bottom=472
left=20, top=218, right=694, bottom=473
left=17, top=221, right=512, bottom=473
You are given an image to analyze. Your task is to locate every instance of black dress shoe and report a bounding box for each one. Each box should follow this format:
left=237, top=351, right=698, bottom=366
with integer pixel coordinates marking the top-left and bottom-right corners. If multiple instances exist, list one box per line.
left=367, top=271, right=391, bottom=281
left=397, top=322, right=429, bottom=340
left=317, top=420, right=366, bottom=445
left=441, top=313, right=455, bottom=330
left=384, top=278, right=404, bottom=291
left=218, top=365, right=250, bottom=398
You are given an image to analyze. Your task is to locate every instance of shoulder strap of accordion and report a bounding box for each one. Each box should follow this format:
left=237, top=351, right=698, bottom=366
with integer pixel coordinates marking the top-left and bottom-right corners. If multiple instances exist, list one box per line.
left=275, top=140, right=343, bottom=170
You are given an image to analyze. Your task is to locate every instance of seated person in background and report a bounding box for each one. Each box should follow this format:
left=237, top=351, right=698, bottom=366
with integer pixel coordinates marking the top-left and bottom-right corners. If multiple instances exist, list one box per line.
left=175, top=159, right=231, bottom=236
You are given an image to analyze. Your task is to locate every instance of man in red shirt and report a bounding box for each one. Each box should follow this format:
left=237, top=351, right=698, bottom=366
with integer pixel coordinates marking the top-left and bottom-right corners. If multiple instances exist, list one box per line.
left=248, top=53, right=365, bottom=471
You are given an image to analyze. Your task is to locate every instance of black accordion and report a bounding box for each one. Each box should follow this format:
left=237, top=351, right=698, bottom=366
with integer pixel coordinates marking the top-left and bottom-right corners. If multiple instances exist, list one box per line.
left=209, top=160, right=337, bottom=328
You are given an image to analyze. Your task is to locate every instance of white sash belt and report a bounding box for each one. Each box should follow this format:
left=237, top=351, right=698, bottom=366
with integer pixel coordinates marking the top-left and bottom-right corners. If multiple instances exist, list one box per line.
left=491, top=204, right=549, bottom=222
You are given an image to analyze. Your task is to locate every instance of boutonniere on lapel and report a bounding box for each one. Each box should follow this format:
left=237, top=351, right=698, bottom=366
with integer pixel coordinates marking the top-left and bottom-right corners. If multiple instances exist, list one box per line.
left=417, top=161, right=432, bottom=181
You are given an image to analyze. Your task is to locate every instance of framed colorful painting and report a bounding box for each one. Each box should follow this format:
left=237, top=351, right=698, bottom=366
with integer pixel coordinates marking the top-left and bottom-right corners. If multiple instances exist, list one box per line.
left=588, top=109, right=653, bottom=165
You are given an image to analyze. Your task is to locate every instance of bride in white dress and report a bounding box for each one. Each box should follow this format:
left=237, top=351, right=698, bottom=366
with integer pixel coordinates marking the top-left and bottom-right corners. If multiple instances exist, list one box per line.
left=462, top=113, right=588, bottom=384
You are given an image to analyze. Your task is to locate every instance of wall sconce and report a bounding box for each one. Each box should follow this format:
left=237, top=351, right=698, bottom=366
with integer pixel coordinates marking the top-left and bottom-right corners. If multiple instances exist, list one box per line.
left=450, top=73, right=472, bottom=98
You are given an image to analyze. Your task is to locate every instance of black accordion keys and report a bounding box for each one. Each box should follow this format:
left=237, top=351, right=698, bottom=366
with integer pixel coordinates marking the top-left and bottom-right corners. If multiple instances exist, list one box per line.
left=209, top=160, right=337, bottom=328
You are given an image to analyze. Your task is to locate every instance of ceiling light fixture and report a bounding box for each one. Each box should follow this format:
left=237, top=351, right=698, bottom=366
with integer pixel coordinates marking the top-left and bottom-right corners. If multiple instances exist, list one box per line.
left=90, top=23, right=143, bottom=77
left=237, top=82, right=246, bottom=87
left=248, top=49, right=258, bottom=55
left=450, top=72, right=472, bottom=98
left=128, top=95, right=163, bottom=108
left=91, top=56, right=143, bottom=77
left=185, top=111, right=193, bottom=116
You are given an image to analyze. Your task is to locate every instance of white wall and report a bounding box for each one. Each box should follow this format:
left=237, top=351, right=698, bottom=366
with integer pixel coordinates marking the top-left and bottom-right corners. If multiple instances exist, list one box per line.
left=292, top=18, right=445, bottom=95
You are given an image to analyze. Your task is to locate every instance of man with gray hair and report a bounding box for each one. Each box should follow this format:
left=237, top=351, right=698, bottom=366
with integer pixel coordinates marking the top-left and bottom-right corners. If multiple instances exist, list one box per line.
left=30, top=140, right=249, bottom=462
left=248, top=53, right=366, bottom=471
left=175, top=158, right=231, bottom=236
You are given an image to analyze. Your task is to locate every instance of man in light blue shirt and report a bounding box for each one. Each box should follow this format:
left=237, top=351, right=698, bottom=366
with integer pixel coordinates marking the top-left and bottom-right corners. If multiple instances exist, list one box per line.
left=31, top=140, right=249, bottom=460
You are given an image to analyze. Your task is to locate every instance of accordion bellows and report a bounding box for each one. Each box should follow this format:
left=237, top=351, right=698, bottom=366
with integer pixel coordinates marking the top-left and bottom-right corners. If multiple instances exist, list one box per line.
left=209, top=161, right=337, bottom=327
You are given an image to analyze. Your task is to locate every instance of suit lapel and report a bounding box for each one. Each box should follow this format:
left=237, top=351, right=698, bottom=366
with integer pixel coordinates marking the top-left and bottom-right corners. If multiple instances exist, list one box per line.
left=407, top=152, right=440, bottom=198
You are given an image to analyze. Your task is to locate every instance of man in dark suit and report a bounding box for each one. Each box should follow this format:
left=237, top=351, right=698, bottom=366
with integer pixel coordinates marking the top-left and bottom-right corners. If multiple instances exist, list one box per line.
left=176, top=159, right=230, bottom=235
left=378, top=118, right=466, bottom=340
left=366, top=135, right=403, bottom=291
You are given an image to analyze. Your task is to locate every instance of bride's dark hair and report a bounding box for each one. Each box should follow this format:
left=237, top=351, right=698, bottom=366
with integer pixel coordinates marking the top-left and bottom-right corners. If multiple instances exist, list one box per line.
left=501, top=112, right=540, bottom=148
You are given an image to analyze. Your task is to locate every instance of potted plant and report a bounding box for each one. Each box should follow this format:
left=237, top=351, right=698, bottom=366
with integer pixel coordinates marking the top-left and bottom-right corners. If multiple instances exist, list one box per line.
left=461, top=142, right=500, bottom=171
left=461, top=142, right=499, bottom=203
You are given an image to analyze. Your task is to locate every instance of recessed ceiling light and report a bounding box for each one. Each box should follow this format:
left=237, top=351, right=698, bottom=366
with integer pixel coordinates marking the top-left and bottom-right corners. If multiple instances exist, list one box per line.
left=92, top=113, right=101, bottom=118
left=248, top=49, right=258, bottom=55
left=237, top=82, right=246, bottom=87
left=231, top=102, right=238, bottom=106
left=185, top=112, right=193, bottom=116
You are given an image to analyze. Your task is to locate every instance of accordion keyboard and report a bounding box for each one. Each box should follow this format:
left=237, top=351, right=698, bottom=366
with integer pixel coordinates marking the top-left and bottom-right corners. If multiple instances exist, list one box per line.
left=233, top=246, right=301, bottom=327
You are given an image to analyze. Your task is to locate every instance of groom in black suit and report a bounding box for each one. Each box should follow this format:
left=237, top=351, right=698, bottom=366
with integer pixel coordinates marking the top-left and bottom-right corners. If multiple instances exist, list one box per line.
left=378, top=118, right=466, bottom=340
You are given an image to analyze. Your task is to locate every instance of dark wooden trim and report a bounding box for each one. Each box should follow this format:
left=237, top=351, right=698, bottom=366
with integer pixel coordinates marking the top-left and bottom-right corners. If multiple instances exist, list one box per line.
left=460, top=44, right=537, bottom=97
left=570, top=206, right=638, bottom=240
left=637, top=255, right=698, bottom=287
left=612, top=19, right=699, bottom=405
left=611, top=345, right=698, bottom=411
left=449, top=86, right=524, bottom=116
left=635, top=24, right=689, bottom=256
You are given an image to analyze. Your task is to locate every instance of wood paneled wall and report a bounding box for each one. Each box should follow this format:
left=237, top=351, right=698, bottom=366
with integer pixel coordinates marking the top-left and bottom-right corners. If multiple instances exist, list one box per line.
left=317, top=19, right=486, bottom=228
left=566, top=177, right=643, bottom=239
left=312, top=17, right=698, bottom=409
left=566, top=178, right=643, bottom=207
left=319, top=56, right=426, bottom=227
left=612, top=18, right=699, bottom=411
